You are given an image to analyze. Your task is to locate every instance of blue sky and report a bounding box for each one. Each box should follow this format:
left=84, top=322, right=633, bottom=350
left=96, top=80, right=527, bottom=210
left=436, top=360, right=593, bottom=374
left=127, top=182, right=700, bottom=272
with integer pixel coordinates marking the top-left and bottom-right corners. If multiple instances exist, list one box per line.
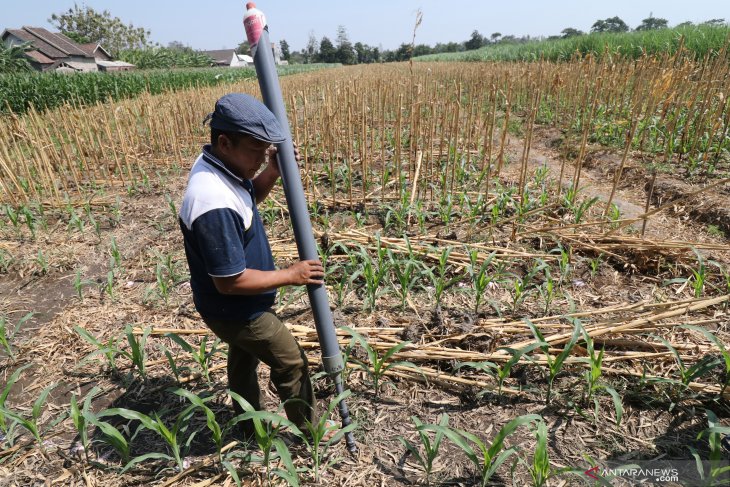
left=3, top=1, right=728, bottom=51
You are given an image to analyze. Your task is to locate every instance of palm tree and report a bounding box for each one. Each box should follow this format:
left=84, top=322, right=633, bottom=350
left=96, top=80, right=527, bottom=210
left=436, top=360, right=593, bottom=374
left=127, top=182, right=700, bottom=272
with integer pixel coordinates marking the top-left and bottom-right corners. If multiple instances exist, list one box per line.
left=0, top=42, right=34, bottom=73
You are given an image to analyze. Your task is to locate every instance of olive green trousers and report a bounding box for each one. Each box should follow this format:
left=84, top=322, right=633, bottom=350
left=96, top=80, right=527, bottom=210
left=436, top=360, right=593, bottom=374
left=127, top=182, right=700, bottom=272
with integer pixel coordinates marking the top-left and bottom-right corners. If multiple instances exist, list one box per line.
left=203, top=310, right=315, bottom=433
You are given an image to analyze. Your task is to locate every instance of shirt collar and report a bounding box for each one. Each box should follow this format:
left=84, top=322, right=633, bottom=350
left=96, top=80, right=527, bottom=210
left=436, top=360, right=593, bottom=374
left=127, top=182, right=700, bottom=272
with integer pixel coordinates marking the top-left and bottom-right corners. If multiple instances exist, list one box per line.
left=201, top=144, right=253, bottom=190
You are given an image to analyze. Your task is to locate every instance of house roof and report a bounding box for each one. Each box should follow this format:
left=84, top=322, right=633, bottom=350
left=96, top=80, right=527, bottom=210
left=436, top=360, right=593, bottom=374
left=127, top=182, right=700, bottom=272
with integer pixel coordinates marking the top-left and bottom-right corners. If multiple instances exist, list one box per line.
left=201, top=49, right=236, bottom=63
left=25, top=50, right=54, bottom=65
left=2, top=26, right=92, bottom=60
left=79, top=42, right=112, bottom=58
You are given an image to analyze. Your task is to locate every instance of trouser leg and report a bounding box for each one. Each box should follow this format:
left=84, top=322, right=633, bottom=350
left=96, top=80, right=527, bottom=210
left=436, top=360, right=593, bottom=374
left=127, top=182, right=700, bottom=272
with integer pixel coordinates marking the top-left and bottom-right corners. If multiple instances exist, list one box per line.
left=203, top=311, right=315, bottom=428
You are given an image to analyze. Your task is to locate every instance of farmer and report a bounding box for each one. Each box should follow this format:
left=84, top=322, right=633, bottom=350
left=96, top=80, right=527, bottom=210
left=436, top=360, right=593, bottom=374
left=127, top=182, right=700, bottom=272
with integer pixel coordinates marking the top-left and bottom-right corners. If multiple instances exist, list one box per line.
left=179, top=93, right=324, bottom=437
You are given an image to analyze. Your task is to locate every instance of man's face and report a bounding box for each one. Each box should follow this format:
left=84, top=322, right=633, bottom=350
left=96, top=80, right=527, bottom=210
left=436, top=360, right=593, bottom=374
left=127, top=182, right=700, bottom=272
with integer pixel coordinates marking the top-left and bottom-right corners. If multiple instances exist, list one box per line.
left=218, top=134, right=271, bottom=180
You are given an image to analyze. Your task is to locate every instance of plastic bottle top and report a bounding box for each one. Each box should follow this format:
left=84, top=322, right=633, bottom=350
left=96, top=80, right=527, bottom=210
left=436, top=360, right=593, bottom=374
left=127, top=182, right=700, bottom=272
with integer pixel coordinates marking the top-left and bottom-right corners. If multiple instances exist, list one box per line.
left=246, top=2, right=256, bottom=10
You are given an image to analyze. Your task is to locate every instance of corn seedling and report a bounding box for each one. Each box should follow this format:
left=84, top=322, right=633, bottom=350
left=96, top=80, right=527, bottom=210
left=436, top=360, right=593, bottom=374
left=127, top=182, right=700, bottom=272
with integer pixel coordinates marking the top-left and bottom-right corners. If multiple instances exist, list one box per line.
left=691, top=410, right=730, bottom=484
left=173, top=388, right=224, bottom=462
left=0, top=382, right=58, bottom=451
left=69, top=386, right=101, bottom=461
left=537, top=270, right=556, bottom=315
left=35, top=250, right=48, bottom=275
left=74, top=325, right=121, bottom=375
left=229, top=391, right=300, bottom=485
left=119, top=325, right=150, bottom=382
left=359, top=240, right=390, bottom=312
left=0, top=364, right=31, bottom=441
left=527, top=319, right=581, bottom=405
left=423, top=414, right=542, bottom=487
left=165, top=333, right=220, bottom=384
left=424, top=246, right=461, bottom=308
left=343, top=326, right=420, bottom=396
left=388, top=248, right=422, bottom=311
left=653, top=334, right=722, bottom=404
left=109, top=237, right=122, bottom=269
left=98, top=404, right=198, bottom=473
left=299, top=390, right=357, bottom=484
left=20, top=206, right=36, bottom=239
left=468, top=249, right=498, bottom=314
left=518, top=420, right=552, bottom=487
left=457, top=343, right=542, bottom=396
left=572, top=196, right=600, bottom=224
left=683, top=325, right=730, bottom=397
left=85, top=412, right=134, bottom=467
left=579, top=322, right=623, bottom=426
left=0, top=312, right=32, bottom=359
left=73, top=269, right=95, bottom=300
left=0, top=248, right=13, bottom=273
left=398, top=413, right=449, bottom=483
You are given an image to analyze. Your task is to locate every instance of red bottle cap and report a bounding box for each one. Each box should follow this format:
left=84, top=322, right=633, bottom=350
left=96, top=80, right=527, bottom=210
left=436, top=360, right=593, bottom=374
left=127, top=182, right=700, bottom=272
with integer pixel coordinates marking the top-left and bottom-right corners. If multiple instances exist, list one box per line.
left=246, top=2, right=256, bottom=9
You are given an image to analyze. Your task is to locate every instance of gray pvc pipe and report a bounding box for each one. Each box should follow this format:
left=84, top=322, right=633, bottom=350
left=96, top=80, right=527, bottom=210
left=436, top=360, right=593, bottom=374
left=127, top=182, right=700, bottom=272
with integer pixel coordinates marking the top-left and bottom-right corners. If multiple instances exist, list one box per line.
left=250, top=26, right=356, bottom=454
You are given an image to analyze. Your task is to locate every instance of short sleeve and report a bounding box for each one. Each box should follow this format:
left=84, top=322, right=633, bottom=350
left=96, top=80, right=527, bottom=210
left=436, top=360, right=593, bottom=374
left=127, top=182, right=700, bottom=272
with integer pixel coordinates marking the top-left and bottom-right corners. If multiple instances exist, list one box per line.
left=191, top=208, right=246, bottom=277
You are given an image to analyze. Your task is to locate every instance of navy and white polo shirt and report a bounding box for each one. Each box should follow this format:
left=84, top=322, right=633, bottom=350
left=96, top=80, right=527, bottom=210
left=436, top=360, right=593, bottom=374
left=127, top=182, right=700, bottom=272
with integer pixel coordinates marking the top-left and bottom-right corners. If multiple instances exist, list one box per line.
left=179, top=145, right=276, bottom=321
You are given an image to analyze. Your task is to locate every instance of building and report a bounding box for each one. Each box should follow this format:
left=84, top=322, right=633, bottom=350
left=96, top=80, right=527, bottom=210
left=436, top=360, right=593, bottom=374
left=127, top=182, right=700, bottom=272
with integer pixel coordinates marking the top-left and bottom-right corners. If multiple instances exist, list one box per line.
left=202, top=43, right=283, bottom=68
left=1, top=26, right=97, bottom=72
left=1, top=26, right=136, bottom=72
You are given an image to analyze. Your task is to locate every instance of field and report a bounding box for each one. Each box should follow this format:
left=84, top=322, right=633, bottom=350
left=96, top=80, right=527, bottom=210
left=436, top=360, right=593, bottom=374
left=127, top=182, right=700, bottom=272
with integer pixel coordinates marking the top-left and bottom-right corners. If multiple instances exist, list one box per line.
left=0, top=49, right=729, bottom=487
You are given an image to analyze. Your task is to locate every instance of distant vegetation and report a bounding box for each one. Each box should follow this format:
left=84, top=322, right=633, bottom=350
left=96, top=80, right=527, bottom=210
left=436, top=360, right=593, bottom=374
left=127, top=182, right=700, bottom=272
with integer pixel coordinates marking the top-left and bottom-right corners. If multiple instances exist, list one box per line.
left=414, top=24, right=730, bottom=62
left=0, top=64, right=338, bottom=115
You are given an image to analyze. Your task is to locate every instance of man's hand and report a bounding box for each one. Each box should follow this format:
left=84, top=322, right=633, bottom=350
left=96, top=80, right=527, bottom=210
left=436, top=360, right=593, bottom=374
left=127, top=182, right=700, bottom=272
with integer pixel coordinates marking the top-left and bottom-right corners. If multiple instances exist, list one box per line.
left=265, top=142, right=302, bottom=177
left=286, top=259, right=324, bottom=286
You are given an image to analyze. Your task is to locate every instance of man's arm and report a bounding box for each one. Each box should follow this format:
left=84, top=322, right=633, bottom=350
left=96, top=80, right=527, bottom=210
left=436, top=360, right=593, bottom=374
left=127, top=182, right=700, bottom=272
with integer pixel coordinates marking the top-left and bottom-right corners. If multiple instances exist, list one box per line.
left=251, top=144, right=300, bottom=204
left=211, top=259, right=324, bottom=295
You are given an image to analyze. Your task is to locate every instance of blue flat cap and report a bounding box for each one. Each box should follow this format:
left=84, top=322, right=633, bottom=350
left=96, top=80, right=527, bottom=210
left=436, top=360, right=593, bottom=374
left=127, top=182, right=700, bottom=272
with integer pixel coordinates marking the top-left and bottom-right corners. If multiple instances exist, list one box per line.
left=206, top=93, right=286, bottom=143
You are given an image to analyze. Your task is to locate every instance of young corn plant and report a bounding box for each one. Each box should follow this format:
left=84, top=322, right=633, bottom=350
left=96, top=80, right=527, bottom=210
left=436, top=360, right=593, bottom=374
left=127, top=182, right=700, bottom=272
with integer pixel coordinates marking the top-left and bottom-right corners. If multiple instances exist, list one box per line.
left=683, top=325, right=730, bottom=397
left=166, top=333, right=221, bottom=384
left=0, top=364, right=32, bottom=443
left=388, top=246, right=423, bottom=312
left=98, top=404, right=198, bottom=473
left=343, top=326, right=420, bottom=397
left=298, top=390, right=357, bottom=484
left=0, top=312, right=33, bottom=359
left=423, top=414, right=542, bottom=487
left=468, top=249, right=498, bottom=314
left=72, top=269, right=95, bottom=300
left=424, top=246, right=462, bottom=309
left=122, top=325, right=150, bottom=382
left=359, top=240, right=390, bottom=312
left=579, top=323, right=623, bottom=426
left=229, top=391, right=299, bottom=486
left=457, top=343, right=543, bottom=396
left=518, top=419, right=553, bottom=487
left=69, top=386, right=101, bottom=461
left=0, top=383, right=58, bottom=451
left=173, top=388, right=224, bottom=462
left=690, top=410, right=730, bottom=484
left=85, top=412, right=134, bottom=467
left=653, top=334, right=721, bottom=404
left=398, top=413, right=449, bottom=484
left=527, top=319, right=581, bottom=405
left=74, top=325, right=121, bottom=375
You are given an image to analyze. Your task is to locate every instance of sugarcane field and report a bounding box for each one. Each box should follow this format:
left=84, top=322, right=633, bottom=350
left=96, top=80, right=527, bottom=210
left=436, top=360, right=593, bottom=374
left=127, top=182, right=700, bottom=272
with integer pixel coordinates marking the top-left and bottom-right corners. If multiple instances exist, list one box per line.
left=1, top=4, right=730, bottom=487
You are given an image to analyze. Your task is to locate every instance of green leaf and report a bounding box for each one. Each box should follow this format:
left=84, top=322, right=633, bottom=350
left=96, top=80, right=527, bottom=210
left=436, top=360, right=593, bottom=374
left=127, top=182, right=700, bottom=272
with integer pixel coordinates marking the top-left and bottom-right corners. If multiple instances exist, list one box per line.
left=121, top=452, right=173, bottom=473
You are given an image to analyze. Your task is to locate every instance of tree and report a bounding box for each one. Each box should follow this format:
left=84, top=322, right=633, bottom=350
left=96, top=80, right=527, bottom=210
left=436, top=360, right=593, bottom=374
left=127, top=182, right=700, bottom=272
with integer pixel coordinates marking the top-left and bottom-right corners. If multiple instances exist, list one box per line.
left=490, top=32, right=502, bottom=43
left=49, top=4, right=151, bottom=55
left=591, top=16, right=630, bottom=33
left=279, top=39, right=290, bottom=61
left=701, top=18, right=726, bottom=26
left=636, top=14, right=668, bottom=31
left=304, top=31, right=318, bottom=63
left=317, top=36, right=337, bottom=63
left=237, top=41, right=250, bottom=55
left=0, top=42, right=33, bottom=73
left=335, top=25, right=356, bottom=65
left=167, top=41, right=189, bottom=51
left=464, top=30, right=485, bottom=50
left=560, top=27, right=584, bottom=38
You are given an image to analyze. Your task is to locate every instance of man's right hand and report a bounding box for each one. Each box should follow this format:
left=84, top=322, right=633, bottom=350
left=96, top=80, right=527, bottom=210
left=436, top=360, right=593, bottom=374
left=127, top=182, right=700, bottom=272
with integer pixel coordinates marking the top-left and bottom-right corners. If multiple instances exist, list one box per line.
left=287, top=260, right=325, bottom=286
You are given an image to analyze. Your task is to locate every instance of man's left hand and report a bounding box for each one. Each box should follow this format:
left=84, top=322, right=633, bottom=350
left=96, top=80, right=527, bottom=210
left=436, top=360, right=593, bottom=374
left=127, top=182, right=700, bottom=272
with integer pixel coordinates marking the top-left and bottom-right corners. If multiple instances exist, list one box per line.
left=266, top=142, right=301, bottom=176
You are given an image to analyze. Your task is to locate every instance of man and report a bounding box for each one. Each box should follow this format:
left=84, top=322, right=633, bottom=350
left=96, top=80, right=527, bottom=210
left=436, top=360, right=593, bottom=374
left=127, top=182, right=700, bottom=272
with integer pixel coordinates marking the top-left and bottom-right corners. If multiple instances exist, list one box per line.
left=179, top=93, right=324, bottom=436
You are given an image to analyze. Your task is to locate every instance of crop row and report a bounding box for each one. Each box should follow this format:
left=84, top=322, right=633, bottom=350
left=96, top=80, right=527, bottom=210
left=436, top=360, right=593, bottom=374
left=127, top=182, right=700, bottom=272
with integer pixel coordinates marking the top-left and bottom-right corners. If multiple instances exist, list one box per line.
left=0, top=64, right=338, bottom=115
